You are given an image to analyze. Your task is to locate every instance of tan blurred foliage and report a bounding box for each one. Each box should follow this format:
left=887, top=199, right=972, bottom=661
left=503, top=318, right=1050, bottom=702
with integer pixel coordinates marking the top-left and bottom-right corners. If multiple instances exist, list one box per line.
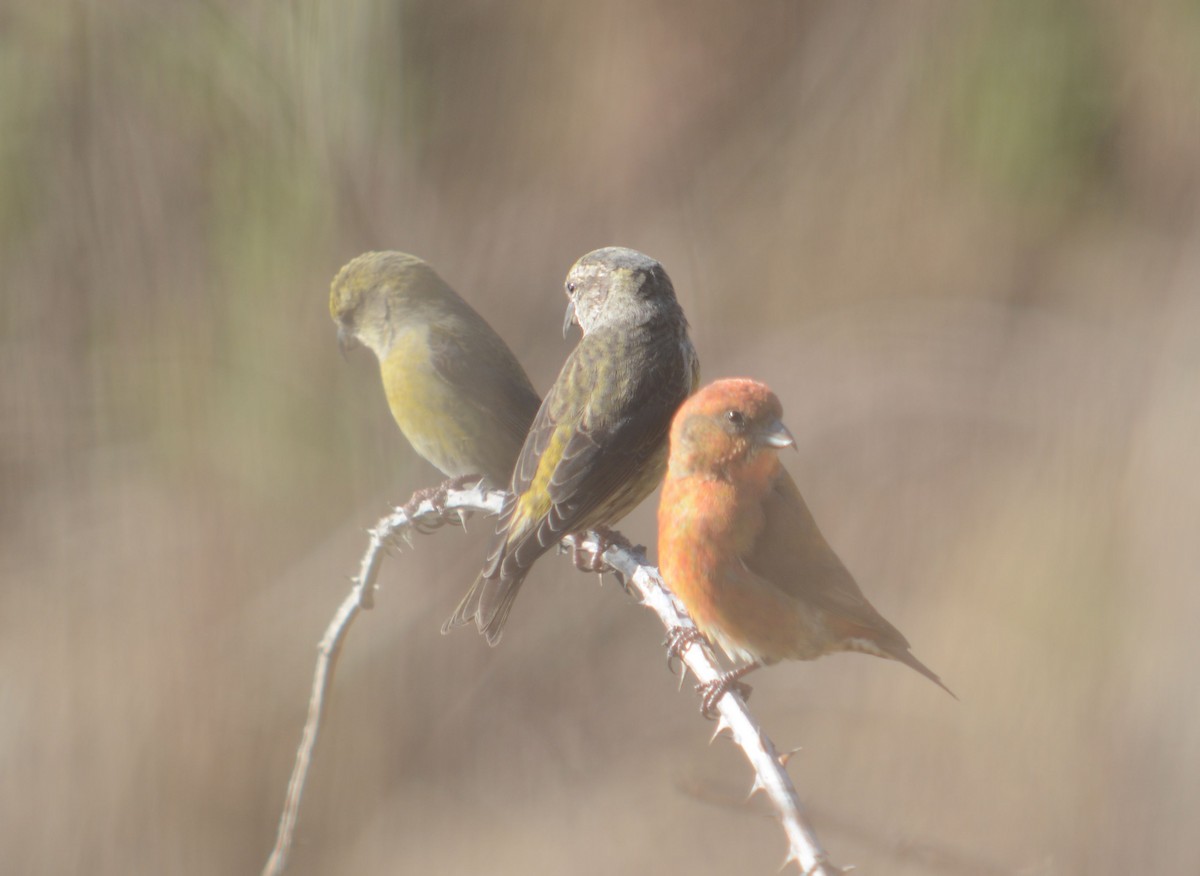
left=3, top=1, right=1199, bottom=873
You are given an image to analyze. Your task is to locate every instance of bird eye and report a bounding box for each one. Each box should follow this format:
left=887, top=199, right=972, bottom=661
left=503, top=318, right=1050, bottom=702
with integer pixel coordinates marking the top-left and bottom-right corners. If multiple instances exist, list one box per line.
left=725, top=410, right=746, bottom=429
left=566, top=282, right=577, bottom=294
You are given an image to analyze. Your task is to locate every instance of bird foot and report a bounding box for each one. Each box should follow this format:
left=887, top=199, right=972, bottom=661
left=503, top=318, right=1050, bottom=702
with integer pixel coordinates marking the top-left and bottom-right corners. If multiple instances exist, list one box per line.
left=568, top=525, right=638, bottom=573
left=570, top=538, right=608, bottom=573
left=596, top=525, right=643, bottom=556
left=401, top=474, right=480, bottom=530
left=696, top=664, right=759, bottom=719
left=664, top=625, right=706, bottom=675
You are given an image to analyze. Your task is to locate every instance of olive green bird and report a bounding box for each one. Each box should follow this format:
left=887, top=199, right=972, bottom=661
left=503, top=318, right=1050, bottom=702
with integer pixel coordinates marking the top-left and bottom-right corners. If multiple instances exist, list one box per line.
left=443, top=246, right=700, bottom=644
left=330, top=251, right=541, bottom=489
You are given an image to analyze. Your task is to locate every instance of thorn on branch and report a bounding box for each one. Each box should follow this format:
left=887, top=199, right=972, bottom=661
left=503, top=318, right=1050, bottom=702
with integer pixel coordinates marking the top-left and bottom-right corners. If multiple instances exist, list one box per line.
left=747, top=775, right=768, bottom=800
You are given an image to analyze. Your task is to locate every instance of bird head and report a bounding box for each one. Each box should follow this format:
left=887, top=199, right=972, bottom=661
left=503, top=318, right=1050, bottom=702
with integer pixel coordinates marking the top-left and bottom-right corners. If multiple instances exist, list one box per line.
left=330, top=251, right=457, bottom=360
left=562, top=246, right=680, bottom=338
left=667, top=378, right=795, bottom=478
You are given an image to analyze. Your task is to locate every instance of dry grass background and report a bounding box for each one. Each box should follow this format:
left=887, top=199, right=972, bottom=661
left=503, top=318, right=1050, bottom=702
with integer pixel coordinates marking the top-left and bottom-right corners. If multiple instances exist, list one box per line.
left=3, top=1, right=1199, bottom=873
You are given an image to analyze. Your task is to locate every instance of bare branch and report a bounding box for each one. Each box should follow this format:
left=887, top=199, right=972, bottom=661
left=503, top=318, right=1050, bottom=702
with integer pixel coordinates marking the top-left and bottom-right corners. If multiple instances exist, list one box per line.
left=263, top=486, right=842, bottom=875
left=574, top=530, right=843, bottom=875
left=262, top=489, right=502, bottom=876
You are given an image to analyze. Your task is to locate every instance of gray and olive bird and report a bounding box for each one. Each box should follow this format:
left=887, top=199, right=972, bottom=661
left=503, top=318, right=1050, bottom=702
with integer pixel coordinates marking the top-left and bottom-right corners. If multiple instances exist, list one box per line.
left=443, top=246, right=700, bottom=644
left=330, top=251, right=541, bottom=488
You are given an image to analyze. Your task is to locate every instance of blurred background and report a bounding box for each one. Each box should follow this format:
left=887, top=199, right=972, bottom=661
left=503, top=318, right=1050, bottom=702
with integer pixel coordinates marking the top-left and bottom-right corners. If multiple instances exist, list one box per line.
left=4, top=1, right=1199, bottom=873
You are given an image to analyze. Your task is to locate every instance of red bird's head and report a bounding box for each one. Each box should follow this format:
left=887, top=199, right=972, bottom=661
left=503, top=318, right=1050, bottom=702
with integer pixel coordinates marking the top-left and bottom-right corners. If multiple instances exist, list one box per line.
left=667, top=378, right=796, bottom=480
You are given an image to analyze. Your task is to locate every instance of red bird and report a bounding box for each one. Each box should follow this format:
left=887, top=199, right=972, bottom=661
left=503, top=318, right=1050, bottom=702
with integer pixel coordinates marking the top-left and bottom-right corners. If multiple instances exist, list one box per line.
left=657, top=378, right=952, bottom=714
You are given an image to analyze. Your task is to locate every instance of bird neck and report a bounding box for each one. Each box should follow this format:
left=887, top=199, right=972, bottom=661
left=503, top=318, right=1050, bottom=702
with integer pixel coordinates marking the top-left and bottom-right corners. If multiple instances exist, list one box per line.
left=669, top=444, right=780, bottom=493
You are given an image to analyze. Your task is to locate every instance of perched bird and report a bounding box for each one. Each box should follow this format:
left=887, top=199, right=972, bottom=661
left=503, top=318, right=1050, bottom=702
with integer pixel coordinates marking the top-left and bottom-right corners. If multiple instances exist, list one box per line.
left=444, top=246, right=700, bottom=644
left=657, top=378, right=952, bottom=715
left=330, top=251, right=541, bottom=489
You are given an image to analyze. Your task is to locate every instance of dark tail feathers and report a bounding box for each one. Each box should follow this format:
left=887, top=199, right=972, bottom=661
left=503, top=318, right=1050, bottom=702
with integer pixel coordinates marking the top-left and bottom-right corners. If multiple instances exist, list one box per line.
left=441, top=570, right=527, bottom=646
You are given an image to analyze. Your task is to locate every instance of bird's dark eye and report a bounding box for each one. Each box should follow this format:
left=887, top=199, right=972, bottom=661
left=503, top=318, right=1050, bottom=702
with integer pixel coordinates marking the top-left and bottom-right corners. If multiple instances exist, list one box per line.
left=566, top=281, right=577, bottom=294
left=725, top=410, right=746, bottom=429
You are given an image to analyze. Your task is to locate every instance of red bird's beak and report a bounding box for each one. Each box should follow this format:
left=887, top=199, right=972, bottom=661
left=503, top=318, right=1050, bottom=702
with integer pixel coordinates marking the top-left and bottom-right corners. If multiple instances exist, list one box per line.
left=759, top=419, right=796, bottom=450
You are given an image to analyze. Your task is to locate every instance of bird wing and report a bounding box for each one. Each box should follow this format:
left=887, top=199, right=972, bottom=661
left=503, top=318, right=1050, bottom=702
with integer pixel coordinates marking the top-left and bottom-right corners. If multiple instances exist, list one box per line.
left=742, top=467, right=912, bottom=647
left=497, top=325, right=690, bottom=573
left=427, top=321, right=542, bottom=444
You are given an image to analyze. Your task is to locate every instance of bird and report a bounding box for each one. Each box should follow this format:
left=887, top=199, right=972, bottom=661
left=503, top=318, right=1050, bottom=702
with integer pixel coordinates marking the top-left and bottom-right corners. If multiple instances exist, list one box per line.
left=443, top=246, right=700, bottom=644
left=656, top=378, right=952, bottom=715
left=329, top=251, right=541, bottom=492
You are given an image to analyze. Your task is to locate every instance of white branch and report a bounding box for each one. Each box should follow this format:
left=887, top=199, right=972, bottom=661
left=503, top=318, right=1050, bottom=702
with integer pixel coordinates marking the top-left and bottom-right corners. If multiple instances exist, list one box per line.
left=263, top=486, right=842, bottom=875
left=575, top=530, right=843, bottom=875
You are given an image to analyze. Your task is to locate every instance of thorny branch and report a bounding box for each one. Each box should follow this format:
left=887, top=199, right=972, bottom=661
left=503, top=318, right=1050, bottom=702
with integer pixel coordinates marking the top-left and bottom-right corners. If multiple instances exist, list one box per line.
left=262, top=485, right=842, bottom=876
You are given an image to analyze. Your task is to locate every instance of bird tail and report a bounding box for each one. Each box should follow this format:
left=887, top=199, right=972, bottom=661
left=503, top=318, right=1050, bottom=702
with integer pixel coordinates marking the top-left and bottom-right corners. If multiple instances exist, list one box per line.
left=891, top=647, right=957, bottom=700
left=440, top=569, right=528, bottom=646
left=442, top=490, right=545, bottom=645
left=842, top=633, right=957, bottom=699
